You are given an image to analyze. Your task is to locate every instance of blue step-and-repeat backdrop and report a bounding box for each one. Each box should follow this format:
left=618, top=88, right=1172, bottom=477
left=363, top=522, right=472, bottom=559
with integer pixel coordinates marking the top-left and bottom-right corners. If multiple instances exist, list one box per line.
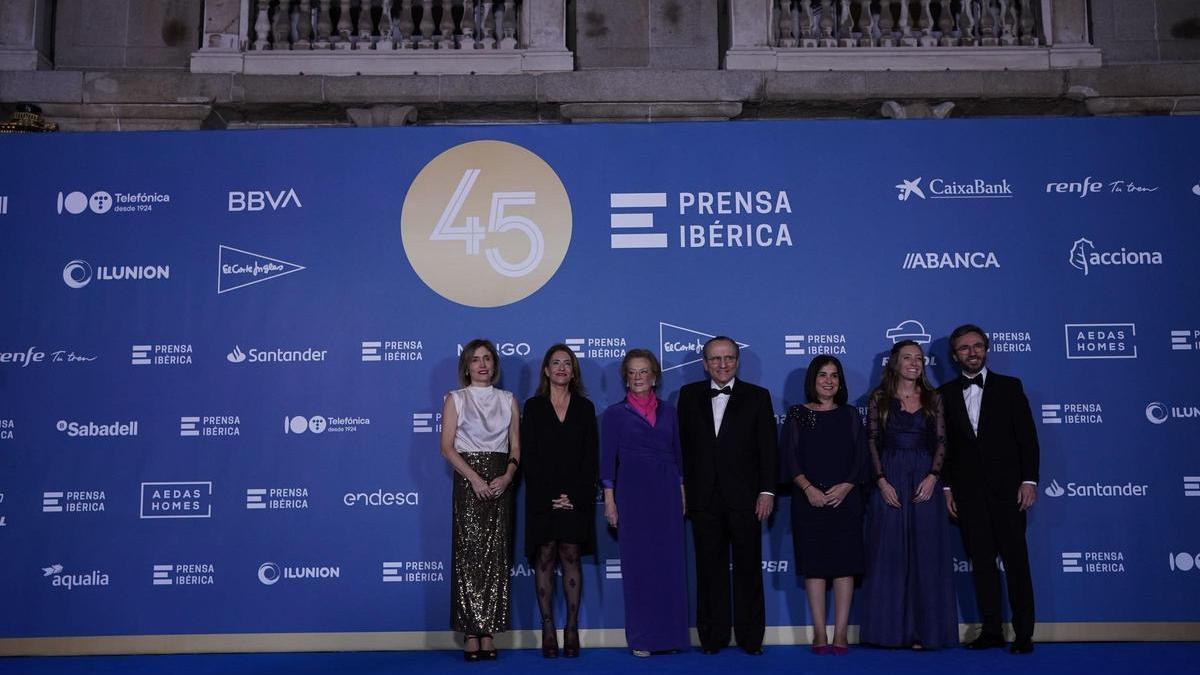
left=1, top=117, right=1198, bottom=641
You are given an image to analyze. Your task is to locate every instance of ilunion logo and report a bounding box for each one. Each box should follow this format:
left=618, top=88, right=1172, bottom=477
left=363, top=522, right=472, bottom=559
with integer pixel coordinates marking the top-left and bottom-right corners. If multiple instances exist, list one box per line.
left=258, top=562, right=281, bottom=585
left=1045, top=480, right=1066, bottom=497
left=1146, top=402, right=1169, bottom=425
left=62, top=260, right=93, bottom=288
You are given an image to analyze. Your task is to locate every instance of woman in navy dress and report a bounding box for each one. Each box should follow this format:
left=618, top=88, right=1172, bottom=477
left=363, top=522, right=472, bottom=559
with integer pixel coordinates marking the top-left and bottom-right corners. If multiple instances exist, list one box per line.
left=859, top=340, right=958, bottom=649
left=780, top=356, right=866, bottom=655
left=600, top=348, right=689, bottom=657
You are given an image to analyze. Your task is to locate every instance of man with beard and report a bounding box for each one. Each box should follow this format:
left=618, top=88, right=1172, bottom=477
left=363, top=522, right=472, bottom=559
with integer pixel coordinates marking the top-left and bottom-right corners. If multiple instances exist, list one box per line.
left=939, top=324, right=1040, bottom=655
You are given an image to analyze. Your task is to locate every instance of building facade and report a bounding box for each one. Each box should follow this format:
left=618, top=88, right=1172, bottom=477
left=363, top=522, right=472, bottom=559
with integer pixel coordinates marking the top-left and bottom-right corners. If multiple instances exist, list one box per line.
left=0, top=1, right=1197, bottom=130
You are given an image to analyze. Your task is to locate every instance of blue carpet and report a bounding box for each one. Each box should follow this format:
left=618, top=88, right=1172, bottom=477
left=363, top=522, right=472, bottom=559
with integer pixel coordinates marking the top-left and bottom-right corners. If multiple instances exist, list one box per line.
left=2, top=643, right=1197, bottom=675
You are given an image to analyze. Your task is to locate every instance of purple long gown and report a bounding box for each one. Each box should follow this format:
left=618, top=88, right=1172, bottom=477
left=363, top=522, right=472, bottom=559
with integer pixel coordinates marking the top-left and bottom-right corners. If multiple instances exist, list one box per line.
left=600, top=399, right=690, bottom=653
left=859, top=395, right=959, bottom=649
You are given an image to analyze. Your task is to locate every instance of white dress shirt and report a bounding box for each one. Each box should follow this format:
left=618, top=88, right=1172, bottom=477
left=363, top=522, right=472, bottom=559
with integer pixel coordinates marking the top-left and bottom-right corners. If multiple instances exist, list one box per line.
left=710, top=377, right=734, bottom=434
left=962, top=367, right=987, bottom=434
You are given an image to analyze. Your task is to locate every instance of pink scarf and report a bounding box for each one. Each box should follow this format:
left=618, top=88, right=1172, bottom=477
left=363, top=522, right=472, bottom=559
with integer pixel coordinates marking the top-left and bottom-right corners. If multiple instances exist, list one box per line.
left=626, top=391, right=658, bottom=427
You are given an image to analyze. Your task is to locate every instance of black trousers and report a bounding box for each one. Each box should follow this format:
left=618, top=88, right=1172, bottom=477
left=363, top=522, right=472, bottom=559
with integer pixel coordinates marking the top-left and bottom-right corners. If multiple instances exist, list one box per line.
left=957, top=496, right=1035, bottom=641
left=690, top=494, right=765, bottom=651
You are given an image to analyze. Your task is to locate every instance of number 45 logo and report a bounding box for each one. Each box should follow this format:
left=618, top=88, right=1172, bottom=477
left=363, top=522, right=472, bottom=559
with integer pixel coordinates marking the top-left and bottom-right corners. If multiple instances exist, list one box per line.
left=432, top=169, right=544, bottom=279
left=402, top=140, right=572, bottom=308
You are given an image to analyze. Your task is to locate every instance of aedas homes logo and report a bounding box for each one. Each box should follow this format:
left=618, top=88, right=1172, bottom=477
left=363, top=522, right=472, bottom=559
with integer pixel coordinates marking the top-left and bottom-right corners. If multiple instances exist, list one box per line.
left=400, top=141, right=572, bottom=308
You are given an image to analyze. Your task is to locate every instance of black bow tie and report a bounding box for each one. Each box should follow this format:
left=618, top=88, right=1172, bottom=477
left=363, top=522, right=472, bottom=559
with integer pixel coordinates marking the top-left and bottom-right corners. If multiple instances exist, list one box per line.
left=710, top=386, right=732, bottom=398
left=962, top=375, right=984, bottom=390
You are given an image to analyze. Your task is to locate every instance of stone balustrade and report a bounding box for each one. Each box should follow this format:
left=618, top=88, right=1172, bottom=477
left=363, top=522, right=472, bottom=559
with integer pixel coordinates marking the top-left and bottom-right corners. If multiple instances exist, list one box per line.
left=193, top=0, right=572, bottom=75
left=727, top=0, right=1100, bottom=70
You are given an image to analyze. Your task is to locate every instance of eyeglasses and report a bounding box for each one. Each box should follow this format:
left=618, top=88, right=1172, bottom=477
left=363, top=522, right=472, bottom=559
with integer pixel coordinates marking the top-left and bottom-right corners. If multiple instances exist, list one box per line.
left=705, top=355, right=737, bottom=364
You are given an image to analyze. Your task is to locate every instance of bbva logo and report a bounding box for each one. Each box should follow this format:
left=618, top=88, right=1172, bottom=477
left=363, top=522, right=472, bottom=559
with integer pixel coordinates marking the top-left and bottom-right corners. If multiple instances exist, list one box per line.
left=228, top=189, right=302, bottom=212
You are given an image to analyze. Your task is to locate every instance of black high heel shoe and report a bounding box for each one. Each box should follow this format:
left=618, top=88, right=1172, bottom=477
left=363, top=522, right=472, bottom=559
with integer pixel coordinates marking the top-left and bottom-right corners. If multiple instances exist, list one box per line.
left=463, top=634, right=481, bottom=662
left=541, top=618, right=560, bottom=658
left=562, top=626, right=580, bottom=658
left=479, top=633, right=498, bottom=660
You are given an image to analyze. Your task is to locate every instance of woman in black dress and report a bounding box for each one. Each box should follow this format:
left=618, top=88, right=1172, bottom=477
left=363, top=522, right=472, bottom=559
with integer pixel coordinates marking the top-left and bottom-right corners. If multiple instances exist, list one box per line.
left=780, top=356, right=867, bottom=655
left=522, top=344, right=599, bottom=658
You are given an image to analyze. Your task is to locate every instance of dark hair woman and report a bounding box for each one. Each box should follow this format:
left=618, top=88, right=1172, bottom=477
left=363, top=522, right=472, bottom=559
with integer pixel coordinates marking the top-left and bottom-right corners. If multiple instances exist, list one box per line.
left=521, top=344, right=598, bottom=658
left=780, top=356, right=866, bottom=655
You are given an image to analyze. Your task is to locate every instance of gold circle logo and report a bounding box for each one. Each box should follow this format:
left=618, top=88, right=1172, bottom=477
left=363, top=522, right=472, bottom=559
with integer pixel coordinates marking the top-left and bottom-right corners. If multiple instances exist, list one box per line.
left=401, top=141, right=572, bottom=308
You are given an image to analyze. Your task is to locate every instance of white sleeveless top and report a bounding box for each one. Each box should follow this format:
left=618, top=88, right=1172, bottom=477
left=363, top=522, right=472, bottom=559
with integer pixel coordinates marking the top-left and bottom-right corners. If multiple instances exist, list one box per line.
left=448, top=386, right=514, bottom=454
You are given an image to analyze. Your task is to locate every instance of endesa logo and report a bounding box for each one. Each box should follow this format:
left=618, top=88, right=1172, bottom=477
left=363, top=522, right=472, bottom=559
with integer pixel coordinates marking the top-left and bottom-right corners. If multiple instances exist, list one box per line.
left=344, top=489, right=420, bottom=507
left=227, top=188, right=302, bottom=212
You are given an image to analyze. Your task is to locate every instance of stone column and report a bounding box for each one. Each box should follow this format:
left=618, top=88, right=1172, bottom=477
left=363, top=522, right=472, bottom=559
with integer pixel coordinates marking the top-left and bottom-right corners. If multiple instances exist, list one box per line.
left=1047, top=0, right=1100, bottom=68
left=520, top=0, right=573, bottom=72
left=191, top=0, right=247, bottom=73
left=725, top=0, right=774, bottom=70
left=0, top=0, right=53, bottom=70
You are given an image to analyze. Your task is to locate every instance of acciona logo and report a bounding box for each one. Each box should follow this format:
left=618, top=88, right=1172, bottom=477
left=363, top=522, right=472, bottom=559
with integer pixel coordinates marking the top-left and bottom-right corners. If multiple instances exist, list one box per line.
left=902, top=251, right=999, bottom=270
left=1068, top=237, right=1163, bottom=276
left=895, top=176, right=1013, bottom=201
left=1043, top=479, right=1148, bottom=498
left=63, top=260, right=170, bottom=289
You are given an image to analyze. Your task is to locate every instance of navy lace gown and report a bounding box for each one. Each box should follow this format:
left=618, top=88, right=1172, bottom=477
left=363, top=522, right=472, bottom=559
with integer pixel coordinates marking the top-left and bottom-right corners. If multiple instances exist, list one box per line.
left=859, top=395, right=959, bottom=649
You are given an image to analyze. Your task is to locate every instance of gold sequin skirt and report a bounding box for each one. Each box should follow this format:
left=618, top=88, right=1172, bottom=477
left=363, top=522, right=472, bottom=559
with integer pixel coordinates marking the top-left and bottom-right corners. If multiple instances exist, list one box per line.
left=450, top=452, right=512, bottom=634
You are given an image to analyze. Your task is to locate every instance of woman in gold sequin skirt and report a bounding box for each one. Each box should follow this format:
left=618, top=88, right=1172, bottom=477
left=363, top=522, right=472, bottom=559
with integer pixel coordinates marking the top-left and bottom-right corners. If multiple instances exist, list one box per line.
left=440, top=339, right=521, bottom=661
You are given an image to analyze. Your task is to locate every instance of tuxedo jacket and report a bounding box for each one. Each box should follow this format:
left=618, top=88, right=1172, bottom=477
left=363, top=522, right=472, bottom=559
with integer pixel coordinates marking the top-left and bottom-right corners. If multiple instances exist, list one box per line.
left=677, top=380, right=779, bottom=512
left=938, top=371, right=1040, bottom=501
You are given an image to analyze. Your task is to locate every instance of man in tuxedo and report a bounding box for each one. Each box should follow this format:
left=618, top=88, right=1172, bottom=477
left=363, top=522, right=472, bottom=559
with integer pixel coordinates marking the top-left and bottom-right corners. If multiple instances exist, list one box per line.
left=939, top=324, right=1040, bottom=655
left=677, top=336, right=778, bottom=655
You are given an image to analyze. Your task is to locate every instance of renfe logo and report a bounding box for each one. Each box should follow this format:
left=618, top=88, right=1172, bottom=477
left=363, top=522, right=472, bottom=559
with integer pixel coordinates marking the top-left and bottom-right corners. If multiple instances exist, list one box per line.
left=227, top=189, right=302, bottom=212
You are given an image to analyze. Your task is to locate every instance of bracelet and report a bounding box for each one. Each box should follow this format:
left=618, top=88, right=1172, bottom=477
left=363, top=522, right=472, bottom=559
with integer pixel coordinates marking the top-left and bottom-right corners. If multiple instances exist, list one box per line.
left=801, top=484, right=814, bottom=493
left=507, top=456, right=519, bottom=468
left=874, top=473, right=887, bottom=483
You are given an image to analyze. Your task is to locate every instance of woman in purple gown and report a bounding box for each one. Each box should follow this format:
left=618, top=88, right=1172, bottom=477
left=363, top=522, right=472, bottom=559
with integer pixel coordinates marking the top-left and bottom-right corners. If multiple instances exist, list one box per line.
left=600, top=348, right=689, bottom=657
left=859, top=340, right=958, bottom=650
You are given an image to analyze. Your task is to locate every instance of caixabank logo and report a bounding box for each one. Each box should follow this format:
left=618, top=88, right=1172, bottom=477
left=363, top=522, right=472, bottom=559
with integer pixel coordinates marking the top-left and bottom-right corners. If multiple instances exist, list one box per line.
left=401, top=141, right=572, bottom=308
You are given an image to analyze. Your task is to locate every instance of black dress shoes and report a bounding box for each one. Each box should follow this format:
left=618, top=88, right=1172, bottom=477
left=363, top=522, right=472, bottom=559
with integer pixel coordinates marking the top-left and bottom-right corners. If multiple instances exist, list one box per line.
left=965, top=634, right=1007, bottom=650
left=701, top=647, right=721, bottom=655
left=1009, top=639, right=1034, bottom=654
left=744, top=647, right=764, bottom=656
